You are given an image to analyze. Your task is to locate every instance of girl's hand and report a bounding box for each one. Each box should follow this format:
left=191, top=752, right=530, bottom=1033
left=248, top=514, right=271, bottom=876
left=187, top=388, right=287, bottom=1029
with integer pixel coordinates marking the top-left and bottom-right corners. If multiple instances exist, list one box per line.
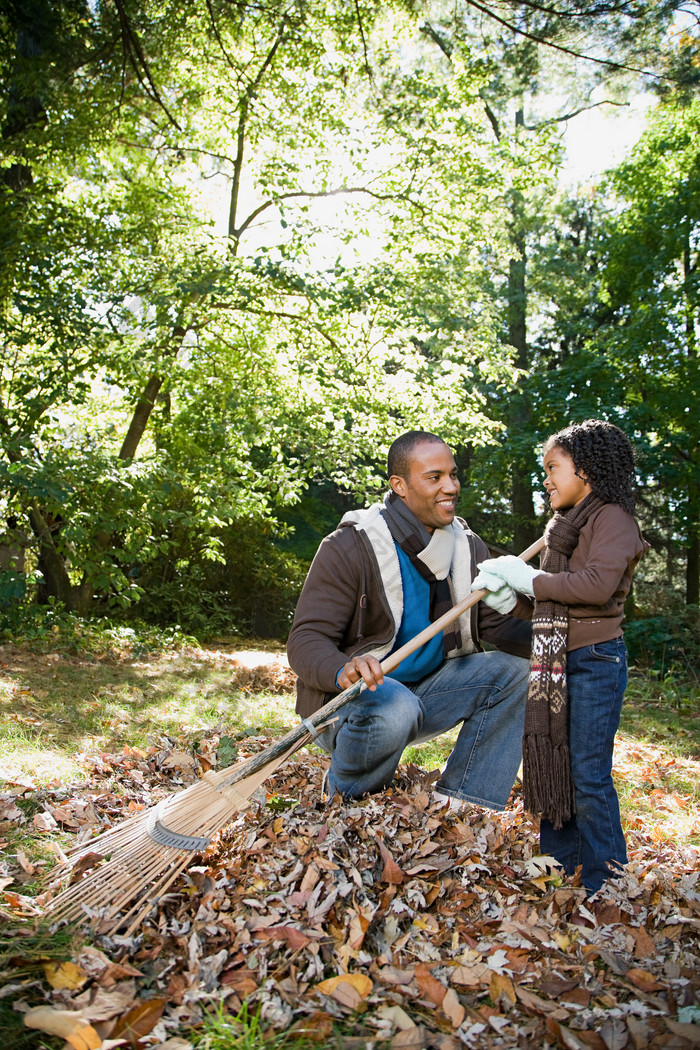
left=476, top=555, right=543, bottom=597
left=471, top=570, right=518, bottom=613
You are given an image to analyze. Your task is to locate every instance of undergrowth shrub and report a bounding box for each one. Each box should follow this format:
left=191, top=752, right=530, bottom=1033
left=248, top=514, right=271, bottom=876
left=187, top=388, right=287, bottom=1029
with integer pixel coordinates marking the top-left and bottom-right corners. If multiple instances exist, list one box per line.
left=625, top=605, right=700, bottom=679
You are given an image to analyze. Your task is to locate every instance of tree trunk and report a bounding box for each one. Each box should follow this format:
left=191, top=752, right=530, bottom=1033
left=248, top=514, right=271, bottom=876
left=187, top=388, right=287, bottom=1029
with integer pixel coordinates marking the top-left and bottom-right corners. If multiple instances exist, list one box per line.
left=119, top=374, right=165, bottom=460
left=686, top=524, right=699, bottom=607
left=682, top=224, right=698, bottom=605
left=28, top=505, right=74, bottom=608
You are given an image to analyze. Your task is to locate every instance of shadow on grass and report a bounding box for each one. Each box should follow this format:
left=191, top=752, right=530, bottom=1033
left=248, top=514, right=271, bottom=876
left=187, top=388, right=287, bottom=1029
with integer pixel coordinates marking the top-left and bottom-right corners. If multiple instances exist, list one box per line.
left=0, top=645, right=297, bottom=762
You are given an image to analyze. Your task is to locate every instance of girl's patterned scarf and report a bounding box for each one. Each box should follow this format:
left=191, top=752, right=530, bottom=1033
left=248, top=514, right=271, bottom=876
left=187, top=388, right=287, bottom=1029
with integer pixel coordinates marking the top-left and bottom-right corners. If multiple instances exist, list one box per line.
left=523, top=492, right=606, bottom=829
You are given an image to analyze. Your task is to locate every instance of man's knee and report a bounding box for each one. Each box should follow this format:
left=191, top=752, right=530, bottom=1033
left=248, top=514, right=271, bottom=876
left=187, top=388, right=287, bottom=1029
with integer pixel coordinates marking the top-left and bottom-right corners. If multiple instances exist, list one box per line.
left=345, top=679, right=422, bottom=736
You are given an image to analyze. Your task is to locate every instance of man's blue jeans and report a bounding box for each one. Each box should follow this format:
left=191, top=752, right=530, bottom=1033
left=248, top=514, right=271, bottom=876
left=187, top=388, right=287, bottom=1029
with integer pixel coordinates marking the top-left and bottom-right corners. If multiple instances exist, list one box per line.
left=317, top=650, right=529, bottom=809
left=540, top=638, right=629, bottom=894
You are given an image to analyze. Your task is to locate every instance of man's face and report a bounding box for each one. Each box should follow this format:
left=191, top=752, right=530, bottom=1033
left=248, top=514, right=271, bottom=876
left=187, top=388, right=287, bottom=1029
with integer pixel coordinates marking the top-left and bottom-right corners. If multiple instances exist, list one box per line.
left=391, top=441, right=460, bottom=533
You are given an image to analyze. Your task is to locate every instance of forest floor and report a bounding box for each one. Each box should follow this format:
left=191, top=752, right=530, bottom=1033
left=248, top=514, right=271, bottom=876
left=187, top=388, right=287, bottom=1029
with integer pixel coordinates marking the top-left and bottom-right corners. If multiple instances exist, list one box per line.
left=0, top=638, right=699, bottom=1050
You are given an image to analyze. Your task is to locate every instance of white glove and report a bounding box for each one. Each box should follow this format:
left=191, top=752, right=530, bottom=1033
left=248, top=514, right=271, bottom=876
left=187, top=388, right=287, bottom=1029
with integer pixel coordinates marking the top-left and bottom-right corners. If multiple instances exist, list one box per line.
left=471, top=570, right=517, bottom=613
left=476, top=555, right=543, bottom=597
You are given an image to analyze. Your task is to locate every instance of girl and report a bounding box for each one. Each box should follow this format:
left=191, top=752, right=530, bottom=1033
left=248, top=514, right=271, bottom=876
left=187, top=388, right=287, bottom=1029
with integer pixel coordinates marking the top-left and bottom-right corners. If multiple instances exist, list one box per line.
left=473, top=420, right=649, bottom=894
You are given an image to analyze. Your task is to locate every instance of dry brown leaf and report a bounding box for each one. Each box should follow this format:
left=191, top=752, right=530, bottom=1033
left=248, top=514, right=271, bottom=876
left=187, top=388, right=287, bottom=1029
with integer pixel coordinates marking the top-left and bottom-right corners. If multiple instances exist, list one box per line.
left=108, top=997, right=167, bottom=1042
left=288, top=1010, right=335, bottom=1042
left=15, top=849, right=36, bottom=875
left=32, top=811, right=58, bottom=832
left=23, top=1007, right=101, bottom=1050
left=441, top=987, right=466, bottom=1028
left=71, top=980, right=138, bottom=1022
left=252, top=924, right=311, bottom=949
left=392, top=1026, right=429, bottom=1049
left=545, top=1017, right=590, bottom=1050
left=630, top=925, right=656, bottom=958
left=451, top=964, right=485, bottom=988
left=515, top=984, right=558, bottom=1015
left=626, top=1016, right=653, bottom=1050
left=346, top=905, right=374, bottom=951
left=50, top=804, right=80, bottom=827
left=598, top=1018, right=629, bottom=1050
left=414, top=963, right=446, bottom=1006
left=149, top=1040, right=193, bottom=1050
left=377, top=838, right=404, bottom=884
left=376, top=1004, right=416, bottom=1030
left=220, top=970, right=258, bottom=997
left=626, top=967, right=664, bottom=992
left=300, top=863, right=320, bottom=892
left=162, top=753, right=197, bottom=770
left=664, top=1019, right=700, bottom=1045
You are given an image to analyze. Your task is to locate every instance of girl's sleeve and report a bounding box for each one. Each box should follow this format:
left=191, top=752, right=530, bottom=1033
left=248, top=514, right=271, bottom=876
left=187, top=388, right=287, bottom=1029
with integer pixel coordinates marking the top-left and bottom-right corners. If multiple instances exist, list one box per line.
left=532, top=506, right=645, bottom=606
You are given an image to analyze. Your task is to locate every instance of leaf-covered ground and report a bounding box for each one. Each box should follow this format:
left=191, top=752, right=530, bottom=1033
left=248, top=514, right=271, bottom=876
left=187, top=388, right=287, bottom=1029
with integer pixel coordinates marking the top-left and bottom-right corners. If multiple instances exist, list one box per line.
left=1, top=646, right=699, bottom=1049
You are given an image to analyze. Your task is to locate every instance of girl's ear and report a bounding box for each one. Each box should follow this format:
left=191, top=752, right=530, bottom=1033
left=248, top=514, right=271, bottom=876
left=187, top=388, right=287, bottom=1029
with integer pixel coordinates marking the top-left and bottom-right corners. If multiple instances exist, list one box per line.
left=574, top=469, right=589, bottom=484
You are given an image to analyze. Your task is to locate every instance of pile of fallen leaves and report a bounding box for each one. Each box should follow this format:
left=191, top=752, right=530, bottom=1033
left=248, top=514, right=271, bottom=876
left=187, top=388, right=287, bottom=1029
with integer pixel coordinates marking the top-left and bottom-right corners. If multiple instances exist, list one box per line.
left=1, top=728, right=699, bottom=1050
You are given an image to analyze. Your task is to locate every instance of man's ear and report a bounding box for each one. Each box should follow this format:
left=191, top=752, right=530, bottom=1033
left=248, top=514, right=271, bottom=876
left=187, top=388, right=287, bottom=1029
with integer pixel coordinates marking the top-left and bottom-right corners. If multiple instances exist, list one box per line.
left=390, top=475, right=407, bottom=499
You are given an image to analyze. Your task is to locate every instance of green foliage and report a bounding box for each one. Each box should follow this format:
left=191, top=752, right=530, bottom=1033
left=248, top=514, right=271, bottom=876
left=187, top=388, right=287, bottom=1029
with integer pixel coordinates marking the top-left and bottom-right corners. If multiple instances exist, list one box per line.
left=0, top=600, right=198, bottom=656
left=624, top=606, right=700, bottom=680
left=134, top=524, right=309, bottom=639
left=0, top=0, right=697, bottom=629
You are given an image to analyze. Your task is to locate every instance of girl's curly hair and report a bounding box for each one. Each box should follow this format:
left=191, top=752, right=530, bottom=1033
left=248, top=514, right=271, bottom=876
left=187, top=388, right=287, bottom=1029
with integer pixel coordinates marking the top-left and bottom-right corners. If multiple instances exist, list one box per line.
left=544, top=419, right=636, bottom=513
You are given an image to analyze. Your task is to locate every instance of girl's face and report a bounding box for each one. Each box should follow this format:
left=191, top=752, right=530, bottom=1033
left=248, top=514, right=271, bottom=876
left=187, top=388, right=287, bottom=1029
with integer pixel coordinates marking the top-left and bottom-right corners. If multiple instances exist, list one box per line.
left=542, top=443, right=589, bottom=510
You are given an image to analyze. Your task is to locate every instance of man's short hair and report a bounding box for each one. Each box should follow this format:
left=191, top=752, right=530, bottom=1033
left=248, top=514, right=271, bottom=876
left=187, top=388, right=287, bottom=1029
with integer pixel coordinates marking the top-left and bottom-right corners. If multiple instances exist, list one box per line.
left=387, top=431, right=445, bottom=479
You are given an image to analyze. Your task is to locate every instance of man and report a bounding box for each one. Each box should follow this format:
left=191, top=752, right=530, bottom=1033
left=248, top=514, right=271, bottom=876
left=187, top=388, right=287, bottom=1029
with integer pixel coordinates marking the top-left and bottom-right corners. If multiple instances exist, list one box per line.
left=287, top=431, right=532, bottom=809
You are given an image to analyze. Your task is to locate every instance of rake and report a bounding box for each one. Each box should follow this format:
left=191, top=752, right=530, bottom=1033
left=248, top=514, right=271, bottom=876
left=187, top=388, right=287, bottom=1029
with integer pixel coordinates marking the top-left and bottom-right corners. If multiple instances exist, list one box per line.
left=44, top=535, right=544, bottom=934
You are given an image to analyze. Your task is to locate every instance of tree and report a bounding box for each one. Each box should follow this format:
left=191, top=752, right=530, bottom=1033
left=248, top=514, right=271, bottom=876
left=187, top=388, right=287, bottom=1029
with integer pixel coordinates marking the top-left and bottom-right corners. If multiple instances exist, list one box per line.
left=597, top=96, right=700, bottom=604
left=0, top=0, right=518, bottom=620
left=416, top=0, right=686, bottom=549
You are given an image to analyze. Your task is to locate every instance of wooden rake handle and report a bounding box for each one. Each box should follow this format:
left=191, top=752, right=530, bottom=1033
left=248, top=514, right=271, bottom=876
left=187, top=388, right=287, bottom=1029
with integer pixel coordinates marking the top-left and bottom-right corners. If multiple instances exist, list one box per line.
left=218, top=533, right=545, bottom=789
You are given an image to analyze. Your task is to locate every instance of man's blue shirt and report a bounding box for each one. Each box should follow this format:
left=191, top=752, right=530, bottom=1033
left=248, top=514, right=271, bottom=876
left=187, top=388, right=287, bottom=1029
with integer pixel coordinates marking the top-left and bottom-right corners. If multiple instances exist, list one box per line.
left=388, top=544, right=444, bottom=683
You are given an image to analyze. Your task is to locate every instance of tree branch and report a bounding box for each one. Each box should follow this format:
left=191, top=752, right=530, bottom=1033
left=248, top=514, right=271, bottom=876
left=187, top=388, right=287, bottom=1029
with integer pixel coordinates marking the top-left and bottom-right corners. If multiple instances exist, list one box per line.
left=463, top=0, right=673, bottom=81
left=420, top=22, right=454, bottom=58
left=205, top=0, right=239, bottom=72
left=227, top=305, right=341, bottom=349
left=233, top=184, right=427, bottom=240
left=112, top=0, right=183, bottom=129
left=228, top=19, right=288, bottom=246
left=354, top=0, right=374, bottom=83
left=522, top=97, right=629, bottom=129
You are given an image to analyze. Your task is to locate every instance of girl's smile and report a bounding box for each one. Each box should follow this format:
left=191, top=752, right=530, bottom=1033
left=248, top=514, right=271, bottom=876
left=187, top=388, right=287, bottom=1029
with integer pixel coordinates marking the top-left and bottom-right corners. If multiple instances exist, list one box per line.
left=542, top=444, right=590, bottom=510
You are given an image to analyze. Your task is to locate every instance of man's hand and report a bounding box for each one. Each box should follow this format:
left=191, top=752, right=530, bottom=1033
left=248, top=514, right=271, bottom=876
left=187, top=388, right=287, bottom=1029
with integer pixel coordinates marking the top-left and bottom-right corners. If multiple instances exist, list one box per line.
left=337, top=654, right=385, bottom=692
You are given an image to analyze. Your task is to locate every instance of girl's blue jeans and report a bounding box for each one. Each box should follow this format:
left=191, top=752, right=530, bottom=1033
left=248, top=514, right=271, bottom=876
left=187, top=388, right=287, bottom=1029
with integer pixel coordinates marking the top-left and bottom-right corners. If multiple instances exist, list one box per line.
left=317, top=650, right=529, bottom=810
left=540, top=638, right=629, bottom=894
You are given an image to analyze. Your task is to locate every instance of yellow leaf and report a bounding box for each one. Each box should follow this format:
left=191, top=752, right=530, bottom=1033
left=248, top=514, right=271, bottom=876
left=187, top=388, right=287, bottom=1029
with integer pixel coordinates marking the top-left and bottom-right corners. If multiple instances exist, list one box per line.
left=552, top=931, right=571, bottom=951
left=490, top=972, right=516, bottom=1005
left=24, top=1007, right=101, bottom=1050
left=43, top=960, right=89, bottom=991
left=315, top=973, right=373, bottom=998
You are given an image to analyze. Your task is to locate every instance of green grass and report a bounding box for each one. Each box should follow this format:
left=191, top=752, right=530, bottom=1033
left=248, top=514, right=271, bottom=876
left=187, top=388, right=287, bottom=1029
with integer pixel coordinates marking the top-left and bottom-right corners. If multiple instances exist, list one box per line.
left=192, top=1000, right=348, bottom=1050
left=0, top=925, right=84, bottom=1049
left=621, top=669, right=699, bottom=759
left=0, top=646, right=296, bottom=783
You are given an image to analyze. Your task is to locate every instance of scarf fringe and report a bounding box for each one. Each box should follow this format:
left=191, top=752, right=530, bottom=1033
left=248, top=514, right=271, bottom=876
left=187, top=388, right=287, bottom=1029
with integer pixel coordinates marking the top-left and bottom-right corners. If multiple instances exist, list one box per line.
left=522, top=734, right=575, bottom=830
